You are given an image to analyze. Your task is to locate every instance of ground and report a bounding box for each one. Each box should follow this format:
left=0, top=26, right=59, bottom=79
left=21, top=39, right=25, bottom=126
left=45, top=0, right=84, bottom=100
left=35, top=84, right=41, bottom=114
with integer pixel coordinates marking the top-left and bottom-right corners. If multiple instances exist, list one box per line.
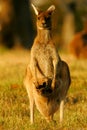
left=0, top=47, right=87, bottom=130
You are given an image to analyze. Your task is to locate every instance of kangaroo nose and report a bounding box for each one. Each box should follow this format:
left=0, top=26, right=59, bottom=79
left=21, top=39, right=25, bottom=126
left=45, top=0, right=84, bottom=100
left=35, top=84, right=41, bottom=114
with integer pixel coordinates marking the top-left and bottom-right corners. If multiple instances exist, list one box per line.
left=42, top=20, right=46, bottom=25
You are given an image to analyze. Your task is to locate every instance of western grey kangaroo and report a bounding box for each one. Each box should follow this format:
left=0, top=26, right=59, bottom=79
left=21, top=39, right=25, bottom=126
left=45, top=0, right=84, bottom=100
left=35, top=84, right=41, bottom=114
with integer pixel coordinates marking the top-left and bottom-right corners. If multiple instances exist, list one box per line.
left=24, top=4, right=71, bottom=124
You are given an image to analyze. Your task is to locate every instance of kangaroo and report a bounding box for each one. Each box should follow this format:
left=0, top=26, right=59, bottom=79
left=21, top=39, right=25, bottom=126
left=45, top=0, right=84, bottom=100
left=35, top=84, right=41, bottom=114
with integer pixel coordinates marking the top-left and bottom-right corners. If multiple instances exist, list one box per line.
left=69, top=19, right=87, bottom=58
left=24, top=4, right=71, bottom=124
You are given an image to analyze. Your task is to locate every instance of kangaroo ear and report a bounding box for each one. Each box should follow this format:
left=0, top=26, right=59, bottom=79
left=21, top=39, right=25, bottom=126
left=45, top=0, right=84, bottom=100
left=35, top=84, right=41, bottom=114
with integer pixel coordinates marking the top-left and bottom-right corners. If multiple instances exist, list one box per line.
left=31, top=4, right=40, bottom=15
left=47, top=5, right=55, bottom=13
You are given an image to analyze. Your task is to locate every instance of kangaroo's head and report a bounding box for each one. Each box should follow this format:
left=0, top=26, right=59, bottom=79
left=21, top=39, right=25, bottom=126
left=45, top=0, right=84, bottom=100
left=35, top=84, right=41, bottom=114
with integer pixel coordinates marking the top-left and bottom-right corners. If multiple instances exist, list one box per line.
left=32, top=4, right=55, bottom=30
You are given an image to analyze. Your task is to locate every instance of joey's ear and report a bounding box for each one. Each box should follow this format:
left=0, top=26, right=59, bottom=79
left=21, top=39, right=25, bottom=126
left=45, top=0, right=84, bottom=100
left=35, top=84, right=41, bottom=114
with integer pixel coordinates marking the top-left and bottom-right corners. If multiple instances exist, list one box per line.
left=47, top=5, right=55, bottom=13
left=31, top=4, right=40, bottom=15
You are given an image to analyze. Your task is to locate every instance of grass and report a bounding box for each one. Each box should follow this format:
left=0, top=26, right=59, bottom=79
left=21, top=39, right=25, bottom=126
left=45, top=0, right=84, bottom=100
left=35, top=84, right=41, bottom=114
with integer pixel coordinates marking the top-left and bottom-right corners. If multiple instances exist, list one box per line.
left=0, top=47, right=87, bottom=130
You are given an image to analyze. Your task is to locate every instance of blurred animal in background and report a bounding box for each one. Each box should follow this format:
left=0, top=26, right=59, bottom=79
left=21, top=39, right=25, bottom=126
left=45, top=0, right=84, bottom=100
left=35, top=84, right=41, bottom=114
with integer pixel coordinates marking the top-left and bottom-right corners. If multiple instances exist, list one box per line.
left=69, top=19, right=87, bottom=58
left=24, top=4, right=71, bottom=124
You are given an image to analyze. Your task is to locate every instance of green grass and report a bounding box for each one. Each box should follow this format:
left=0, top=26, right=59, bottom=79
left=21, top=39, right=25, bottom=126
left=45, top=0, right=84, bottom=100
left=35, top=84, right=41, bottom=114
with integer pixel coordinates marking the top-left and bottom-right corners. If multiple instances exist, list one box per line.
left=0, top=48, right=87, bottom=130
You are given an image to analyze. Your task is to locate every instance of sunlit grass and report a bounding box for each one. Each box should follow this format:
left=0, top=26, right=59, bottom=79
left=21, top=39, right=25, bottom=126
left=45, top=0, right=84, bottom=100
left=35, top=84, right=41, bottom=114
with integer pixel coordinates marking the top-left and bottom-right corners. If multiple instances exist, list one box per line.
left=0, top=48, right=87, bottom=130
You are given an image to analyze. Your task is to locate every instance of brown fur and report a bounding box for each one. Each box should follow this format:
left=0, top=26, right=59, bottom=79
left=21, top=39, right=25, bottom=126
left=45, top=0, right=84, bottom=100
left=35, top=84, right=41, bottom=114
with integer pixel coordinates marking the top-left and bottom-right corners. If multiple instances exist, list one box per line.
left=69, top=21, right=87, bottom=58
left=24, top=4, right=71, bottom=124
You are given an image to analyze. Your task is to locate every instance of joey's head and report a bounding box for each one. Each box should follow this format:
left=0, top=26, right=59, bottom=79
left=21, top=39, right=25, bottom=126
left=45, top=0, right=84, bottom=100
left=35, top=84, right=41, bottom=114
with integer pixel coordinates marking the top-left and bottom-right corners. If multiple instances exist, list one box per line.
left=32, top=4, right=55, bottom=30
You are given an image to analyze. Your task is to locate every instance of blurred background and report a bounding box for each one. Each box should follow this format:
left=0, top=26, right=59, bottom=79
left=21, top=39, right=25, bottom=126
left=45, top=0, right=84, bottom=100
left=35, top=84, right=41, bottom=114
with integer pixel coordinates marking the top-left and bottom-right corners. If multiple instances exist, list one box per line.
left=0, top=0, right=87, bottom=56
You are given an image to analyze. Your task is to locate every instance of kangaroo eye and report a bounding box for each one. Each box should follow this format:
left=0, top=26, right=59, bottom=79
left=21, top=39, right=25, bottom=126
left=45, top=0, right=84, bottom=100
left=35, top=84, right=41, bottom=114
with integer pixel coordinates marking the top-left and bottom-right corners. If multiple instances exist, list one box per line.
left=37, top=16, right=40, bottom=20
left=46, top=16, right=50, bottom=21
left=48, top=12, right=52, bottom=16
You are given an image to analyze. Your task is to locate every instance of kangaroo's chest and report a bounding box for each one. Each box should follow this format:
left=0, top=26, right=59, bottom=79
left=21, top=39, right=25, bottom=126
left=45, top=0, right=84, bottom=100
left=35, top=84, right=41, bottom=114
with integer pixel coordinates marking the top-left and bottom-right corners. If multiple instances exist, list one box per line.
left=36, top=45, right=52, bottom=61
left=33, top=44, right=54, bottom=77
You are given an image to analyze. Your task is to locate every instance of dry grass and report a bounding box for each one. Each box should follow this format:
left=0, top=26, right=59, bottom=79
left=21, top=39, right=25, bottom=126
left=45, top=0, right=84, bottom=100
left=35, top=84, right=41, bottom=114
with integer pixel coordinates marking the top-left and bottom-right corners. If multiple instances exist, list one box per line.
left=0, top=47, right=87, bottom=130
